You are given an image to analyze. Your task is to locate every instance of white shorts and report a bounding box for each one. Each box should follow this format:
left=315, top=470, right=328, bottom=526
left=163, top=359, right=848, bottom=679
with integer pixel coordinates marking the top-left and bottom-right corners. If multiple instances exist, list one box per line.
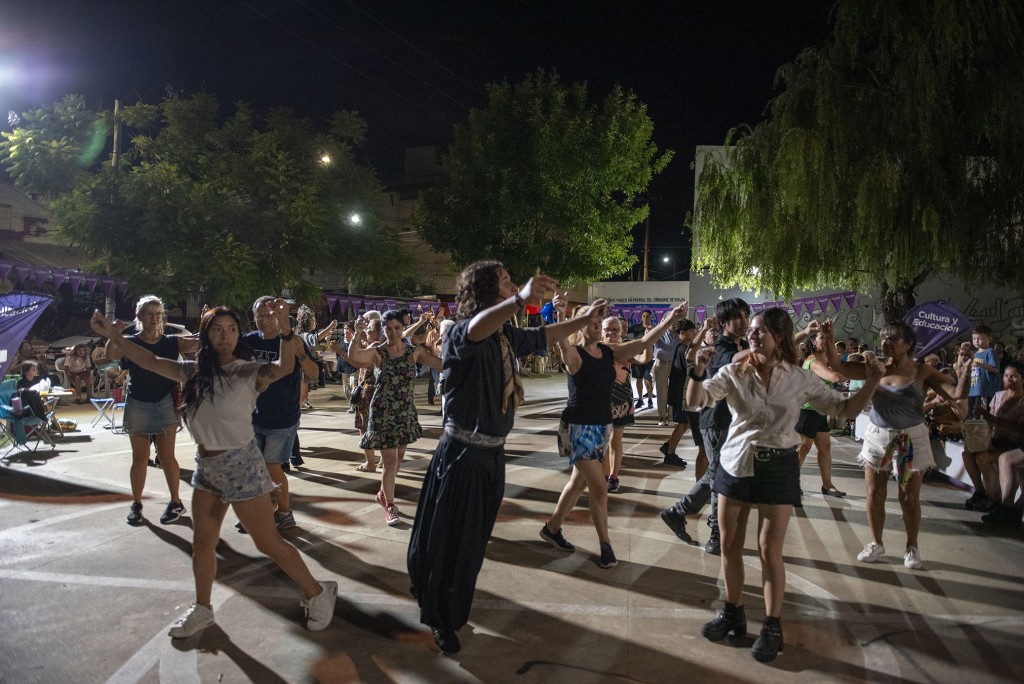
left=857, top=421, right=935, bottom=474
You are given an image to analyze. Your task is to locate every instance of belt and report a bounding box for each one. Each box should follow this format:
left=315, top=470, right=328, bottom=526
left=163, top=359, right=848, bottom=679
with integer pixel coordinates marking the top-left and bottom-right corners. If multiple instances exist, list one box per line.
left=444, top=423, right=506, bottom=448
left=753, top=446, right=796, bottom=462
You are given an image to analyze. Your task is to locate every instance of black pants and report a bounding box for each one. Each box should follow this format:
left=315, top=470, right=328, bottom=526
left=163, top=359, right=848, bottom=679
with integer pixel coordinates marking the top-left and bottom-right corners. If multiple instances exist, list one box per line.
left=407, top=433, right=505, bottom=632
left=672, top=427, right=723, bottom=528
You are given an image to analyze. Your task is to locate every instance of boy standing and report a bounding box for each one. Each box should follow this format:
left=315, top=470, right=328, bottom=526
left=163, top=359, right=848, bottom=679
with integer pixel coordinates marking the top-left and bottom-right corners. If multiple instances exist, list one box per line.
left=969, top=324, right=1001, bottom=412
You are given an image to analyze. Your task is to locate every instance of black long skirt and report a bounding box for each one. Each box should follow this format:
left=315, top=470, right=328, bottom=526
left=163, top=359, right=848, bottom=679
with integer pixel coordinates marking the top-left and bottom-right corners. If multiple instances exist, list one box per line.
left=407, top=432, right=505, bottom=632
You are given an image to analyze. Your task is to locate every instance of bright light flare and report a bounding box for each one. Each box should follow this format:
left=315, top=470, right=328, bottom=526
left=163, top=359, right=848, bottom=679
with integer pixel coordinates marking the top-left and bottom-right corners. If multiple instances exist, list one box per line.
left=348, top=213, right=362, bottom=225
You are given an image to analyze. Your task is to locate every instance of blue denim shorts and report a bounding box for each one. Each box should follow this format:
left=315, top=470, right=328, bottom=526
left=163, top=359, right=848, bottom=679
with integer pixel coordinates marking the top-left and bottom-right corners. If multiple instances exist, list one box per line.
left=191, top=440, right=276, bottom=504
left=122, top=395, right=179, bottom=436
left=254, top=423, right=298, bottom=465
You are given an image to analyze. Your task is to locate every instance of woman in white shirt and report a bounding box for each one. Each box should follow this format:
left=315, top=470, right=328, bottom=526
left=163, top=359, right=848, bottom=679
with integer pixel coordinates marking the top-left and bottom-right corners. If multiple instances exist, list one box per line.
left=686, top=308, right=882, bottom=663
left=90, top=303, right=338, bottom=640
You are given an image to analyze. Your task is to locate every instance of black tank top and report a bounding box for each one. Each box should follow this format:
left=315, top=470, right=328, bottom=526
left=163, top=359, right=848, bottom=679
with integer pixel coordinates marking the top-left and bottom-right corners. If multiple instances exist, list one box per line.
left=123, top=334, right=181, bottom=402
left=561, top=344, right=615, bottom=425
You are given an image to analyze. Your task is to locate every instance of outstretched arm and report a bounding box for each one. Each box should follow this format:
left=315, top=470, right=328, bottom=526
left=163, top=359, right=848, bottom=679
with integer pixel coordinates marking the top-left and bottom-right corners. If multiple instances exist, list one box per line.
left=612, top=302, right=688, bottom=362
left=90, top=312, right=181, bottom=382
left=255, top=299, right=300, bottom=391
left=467, top=273, right=559, bottom=343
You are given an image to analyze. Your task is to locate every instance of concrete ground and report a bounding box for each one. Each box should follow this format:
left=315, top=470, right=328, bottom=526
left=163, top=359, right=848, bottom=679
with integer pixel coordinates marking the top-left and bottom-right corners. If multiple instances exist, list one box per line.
left=0, top=374, right=1021, bottom=684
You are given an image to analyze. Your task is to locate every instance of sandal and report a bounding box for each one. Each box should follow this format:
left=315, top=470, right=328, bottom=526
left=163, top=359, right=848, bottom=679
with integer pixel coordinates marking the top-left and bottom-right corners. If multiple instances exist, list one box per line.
left=821, top=486, right=846, bottom=498
left=355, top=463, right=376, bottom=473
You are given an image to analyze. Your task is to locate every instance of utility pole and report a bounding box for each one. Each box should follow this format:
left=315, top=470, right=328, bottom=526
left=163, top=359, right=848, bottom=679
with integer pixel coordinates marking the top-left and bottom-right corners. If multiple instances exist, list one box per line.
left=642, top=215, right=650, bottom=282
left=106, top=100, right=121, bottom=319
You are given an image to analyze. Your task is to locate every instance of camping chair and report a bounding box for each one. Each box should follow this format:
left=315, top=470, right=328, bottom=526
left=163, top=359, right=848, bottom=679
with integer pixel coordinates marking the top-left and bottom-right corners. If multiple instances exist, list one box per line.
left=0, top=379, right=56, bottom=455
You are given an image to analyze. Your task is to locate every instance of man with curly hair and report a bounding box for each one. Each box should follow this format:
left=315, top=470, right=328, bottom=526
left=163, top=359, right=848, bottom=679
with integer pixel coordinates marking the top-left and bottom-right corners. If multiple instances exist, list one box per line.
left=407, top=259, right=608, bottom=655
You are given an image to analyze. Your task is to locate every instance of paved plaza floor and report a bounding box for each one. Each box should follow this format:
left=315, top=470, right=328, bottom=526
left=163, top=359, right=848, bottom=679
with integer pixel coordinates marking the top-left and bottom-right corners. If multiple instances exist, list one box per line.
left=1, top=374, right=1021, bottom=683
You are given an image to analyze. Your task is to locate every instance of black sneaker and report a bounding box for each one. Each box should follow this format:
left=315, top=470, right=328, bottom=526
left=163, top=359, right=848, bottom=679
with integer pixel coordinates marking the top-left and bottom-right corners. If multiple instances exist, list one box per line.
left=281, top=461, right=291, bottom=473
left=291, top=454, right=305, bottom=467
left=705, top=527, right=721, bottom=555
left=539, top=525, right=575, bottom=551
left=662, top=453, right=688, bottom=468
left=159, top=501, right=185, bottom=525
left=127, top=502, right=143, bottom=525
left=752, top=618, right=784, bottom=662
left=607, top=476, right=620, bottom=493
left=599, top=542, right=618, bottom=568
left=635, top=398, right=644, bottom=409
left=647, top=398, right=653, bottom=409
left=433, top=628, right=461, bottom=654
left=660, top=508, right=695, bottom=544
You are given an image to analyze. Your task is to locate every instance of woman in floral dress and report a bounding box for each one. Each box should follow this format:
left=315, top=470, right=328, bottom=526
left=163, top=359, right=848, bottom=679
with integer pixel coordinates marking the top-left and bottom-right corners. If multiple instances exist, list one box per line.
left=349, top=310, right=442, bottom=525
left=352, top=317, right=382, bottom=472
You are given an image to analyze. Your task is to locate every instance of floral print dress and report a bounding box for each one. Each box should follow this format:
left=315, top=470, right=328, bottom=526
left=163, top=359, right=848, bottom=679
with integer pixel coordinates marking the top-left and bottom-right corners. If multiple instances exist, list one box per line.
left=358, top=345, right=422, bottom=449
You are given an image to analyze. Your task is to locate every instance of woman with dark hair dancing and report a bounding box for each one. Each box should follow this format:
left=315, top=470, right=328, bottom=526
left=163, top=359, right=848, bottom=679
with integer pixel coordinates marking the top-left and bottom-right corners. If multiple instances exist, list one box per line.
left=407, top=260, right=607, bottom=654
left=688, top=311, right=882, bottom=662
left=347, top=310, right=442, bottom=526
left=840, top=320, right=967, bottom=570
left=795, top=330, right=848, bottom=498
left=90, top=302, right=337, bottom=639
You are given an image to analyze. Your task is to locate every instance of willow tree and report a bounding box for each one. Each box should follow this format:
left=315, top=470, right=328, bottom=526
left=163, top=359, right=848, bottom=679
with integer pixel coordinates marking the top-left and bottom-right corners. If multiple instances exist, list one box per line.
left=416, top=70, right=673, bottom=284
left=691, top=0, right=1024, bottom=322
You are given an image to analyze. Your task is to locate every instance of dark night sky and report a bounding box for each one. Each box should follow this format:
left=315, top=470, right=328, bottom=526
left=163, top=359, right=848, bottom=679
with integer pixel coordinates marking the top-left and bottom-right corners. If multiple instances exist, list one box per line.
left=0, top=0, right=833, bottom=279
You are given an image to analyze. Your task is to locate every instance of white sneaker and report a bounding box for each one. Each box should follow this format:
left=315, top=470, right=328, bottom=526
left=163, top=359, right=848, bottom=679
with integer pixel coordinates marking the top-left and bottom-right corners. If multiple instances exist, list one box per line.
left=857, top=542, right=885, bottom=563
left=302, top=580, right=338, bottom=631
left=657, top=421, right=667, bottom=427
left=168, top=603, right=215, bottom=638
left=903, top=546, right=923, bottom=570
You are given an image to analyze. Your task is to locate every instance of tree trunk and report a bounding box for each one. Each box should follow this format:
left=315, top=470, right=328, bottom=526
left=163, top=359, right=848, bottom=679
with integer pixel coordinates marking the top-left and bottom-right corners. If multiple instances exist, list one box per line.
left=880, top=270, right=931, bottom=324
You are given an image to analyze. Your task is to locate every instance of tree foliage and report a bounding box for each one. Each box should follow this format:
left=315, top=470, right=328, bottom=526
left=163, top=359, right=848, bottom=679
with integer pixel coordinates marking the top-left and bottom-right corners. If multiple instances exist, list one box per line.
left=416, top=70, right=673, bottom=284
left=690, top=0, right=1024, bottom=321
left=0, top=94, right=408, bottom=310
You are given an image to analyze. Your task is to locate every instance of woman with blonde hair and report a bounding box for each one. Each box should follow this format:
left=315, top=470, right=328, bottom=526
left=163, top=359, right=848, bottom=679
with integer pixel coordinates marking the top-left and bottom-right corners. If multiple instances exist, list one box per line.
left=106, top=295, right=197, bottom=526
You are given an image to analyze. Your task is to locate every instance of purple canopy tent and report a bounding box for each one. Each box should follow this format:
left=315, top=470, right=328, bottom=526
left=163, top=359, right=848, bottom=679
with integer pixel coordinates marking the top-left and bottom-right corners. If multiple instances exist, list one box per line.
left=0, top=293, right=55, bottom=378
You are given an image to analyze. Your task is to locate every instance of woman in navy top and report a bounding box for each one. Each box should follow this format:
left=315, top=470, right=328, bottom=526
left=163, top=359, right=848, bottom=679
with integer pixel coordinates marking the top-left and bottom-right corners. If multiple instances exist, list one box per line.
left=541, top=295, right=688, bottom=568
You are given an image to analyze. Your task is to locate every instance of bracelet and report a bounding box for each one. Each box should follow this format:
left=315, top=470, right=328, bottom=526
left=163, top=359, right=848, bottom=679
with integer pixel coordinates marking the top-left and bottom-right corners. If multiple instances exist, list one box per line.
left=280, top=331, right=295, bottom=341
left=688, top=368, right=706, bottom=382
left=296, top=353, right=308, bottom=361
left=514, top=293, right=524, bottom=308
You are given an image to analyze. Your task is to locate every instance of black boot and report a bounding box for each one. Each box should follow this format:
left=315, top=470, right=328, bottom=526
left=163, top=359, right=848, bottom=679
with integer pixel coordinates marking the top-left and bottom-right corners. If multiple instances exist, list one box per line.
left=660, top=507, right=694, bottom=544
left=433, top=628, right=461, bottom=654
left=705, top=525, right=721, bottom=555
left=752, top=616, right=784, bottom=662
left=701, top=602, right=746, bottom=641
left=982, top=503, right=1023, bottom=529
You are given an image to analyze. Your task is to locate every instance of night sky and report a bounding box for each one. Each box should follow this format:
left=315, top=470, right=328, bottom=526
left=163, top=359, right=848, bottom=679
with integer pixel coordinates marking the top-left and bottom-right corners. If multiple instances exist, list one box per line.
left=1, top=0, right=833, bottom=279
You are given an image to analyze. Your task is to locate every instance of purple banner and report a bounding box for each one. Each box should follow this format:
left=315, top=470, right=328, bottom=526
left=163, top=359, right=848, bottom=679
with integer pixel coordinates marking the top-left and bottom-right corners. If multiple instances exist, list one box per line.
left=0, top=263, right=12, bottom=281
left=791, top=300, right=803, bottom=317
left=844, top=292, right=858, bottom=310
left=0, top=292, right=55, bottom=378
left=813, top=297, right=829, bottom=314
left=828, top=294, right=844, bottom=312
left=695, top=305, right=706, bottom=325
left=904, top=301, right=972, bottom=359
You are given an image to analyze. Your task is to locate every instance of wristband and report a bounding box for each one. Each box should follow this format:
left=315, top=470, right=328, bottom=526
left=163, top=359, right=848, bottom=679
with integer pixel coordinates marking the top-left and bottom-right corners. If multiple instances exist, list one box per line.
left=280, top=331, right=295, bottom=341
left=514, top=293, right=525, bottom=308
left=688, top=368, right=706, bottom=382
left=296, top=353, right=308, bottom=361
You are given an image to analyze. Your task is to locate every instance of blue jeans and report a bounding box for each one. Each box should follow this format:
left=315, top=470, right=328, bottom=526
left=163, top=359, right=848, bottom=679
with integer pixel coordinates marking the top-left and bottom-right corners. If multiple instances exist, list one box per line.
left=254, top=423, right=298, bottom=465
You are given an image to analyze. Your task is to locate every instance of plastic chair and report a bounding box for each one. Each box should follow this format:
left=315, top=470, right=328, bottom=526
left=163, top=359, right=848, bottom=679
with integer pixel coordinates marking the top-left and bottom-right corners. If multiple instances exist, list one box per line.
left=54, top=357, right=70, bottom=389
left=0, top=380, right=55, bottom=455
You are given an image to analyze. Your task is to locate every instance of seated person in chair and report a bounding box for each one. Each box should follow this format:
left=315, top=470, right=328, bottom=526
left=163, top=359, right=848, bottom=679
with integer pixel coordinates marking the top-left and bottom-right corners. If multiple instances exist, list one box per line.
left=16, top=360, right=50, bottom=421
left=64, top=343, right=94, bottom=403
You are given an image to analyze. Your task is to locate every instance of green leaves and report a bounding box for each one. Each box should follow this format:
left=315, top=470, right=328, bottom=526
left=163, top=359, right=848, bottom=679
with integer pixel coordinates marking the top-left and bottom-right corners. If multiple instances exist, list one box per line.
left=416, top=70, right=672, bottom=285
left=691, top=0, right=1024, bottom=309
left=1, top=93, right=407, bottom=309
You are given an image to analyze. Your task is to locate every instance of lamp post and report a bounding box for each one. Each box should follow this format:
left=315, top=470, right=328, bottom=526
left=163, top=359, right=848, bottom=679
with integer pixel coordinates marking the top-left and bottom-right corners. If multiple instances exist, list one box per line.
left=662, top=254, right=677, bottom=281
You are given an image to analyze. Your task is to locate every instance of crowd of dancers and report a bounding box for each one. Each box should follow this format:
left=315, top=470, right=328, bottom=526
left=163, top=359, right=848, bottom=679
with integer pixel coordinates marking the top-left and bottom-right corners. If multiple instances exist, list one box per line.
left=87, top=259, right=1024, bottom=663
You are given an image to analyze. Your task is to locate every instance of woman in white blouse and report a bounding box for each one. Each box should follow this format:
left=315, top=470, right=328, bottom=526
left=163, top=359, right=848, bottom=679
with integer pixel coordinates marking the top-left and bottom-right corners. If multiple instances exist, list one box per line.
left=686, top=308, right=882, bottom=663
left=91, top=303, right=338, bottom=640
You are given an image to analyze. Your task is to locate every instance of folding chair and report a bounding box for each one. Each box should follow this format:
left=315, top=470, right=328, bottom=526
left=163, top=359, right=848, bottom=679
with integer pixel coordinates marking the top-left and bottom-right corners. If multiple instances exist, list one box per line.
left=0, top=381, right=55, bottom=456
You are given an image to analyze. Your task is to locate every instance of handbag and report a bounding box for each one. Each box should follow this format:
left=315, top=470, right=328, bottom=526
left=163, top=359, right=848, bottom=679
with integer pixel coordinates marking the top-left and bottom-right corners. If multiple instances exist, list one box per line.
left=963, top=418, right=992, bottom=452
left=350, top=384, right=363, bottom=403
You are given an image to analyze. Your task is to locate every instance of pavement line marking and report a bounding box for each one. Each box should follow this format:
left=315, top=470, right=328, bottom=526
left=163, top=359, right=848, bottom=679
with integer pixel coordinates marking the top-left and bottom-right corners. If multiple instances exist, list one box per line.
left=0, top=501, right=127, bottom=538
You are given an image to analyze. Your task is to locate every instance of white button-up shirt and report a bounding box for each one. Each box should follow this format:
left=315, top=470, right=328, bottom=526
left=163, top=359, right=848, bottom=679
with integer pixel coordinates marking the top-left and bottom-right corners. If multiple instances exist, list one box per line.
left=696, top=360, right=851, bottom=477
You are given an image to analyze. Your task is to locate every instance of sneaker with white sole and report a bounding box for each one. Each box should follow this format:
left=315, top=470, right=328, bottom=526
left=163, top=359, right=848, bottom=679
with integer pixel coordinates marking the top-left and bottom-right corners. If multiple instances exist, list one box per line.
left=159, top=501, right=185, bottom=525
left=539, top=524, right=575, bottom=551
left=275, top=510, right=296, bottom=530
left=903, top=546, right=923, bottom=570
left=599, top=542, right=618, bottom=568
left=168, top=603, right=215, bottom=638
left=857, top=542, right=885, bottom=563
left=385, top=504, right=400, bottom=526
left=302, top=580, right=338, bottom=631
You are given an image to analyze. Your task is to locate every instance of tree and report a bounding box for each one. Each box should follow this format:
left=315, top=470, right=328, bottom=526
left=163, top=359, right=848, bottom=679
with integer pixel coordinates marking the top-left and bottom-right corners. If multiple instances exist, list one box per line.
left=0, top=94, right=408, bottom=310
left=416, top=70, right=673, bottom=284
left=690, top=0, right=1024, bottom=322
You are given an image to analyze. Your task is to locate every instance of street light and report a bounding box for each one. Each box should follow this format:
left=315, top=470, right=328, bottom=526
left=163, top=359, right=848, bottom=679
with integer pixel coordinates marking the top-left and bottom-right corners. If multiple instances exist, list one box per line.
left=319, top=153, right=332, bottom=166
left=662, top=254, right=677, bottom=280
left=348, top=212, right=362, bottom=226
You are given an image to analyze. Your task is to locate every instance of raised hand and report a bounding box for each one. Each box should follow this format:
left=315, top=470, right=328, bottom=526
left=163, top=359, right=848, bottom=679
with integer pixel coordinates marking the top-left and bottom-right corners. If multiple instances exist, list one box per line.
left=552, top=291, right=569, bottom=316
left=519, top=273, right=559, bottom=306
left=670, top=300, right=689, bottom=321
left=586, top=298, right=609, bottom=322
left=90, top=310, right=127, bottom=339
left=694, top=344, right=714, bottom=372
left=865, top=355, right=886, bottom=383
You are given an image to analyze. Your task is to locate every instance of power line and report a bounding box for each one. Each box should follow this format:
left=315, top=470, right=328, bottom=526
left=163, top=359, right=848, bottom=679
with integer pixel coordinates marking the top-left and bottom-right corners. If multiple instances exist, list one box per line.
left=293, top=0, right=474, bottom=112
left=236, top=0, right=456, bottom=126
left=343, top=0, right=487, bottom=98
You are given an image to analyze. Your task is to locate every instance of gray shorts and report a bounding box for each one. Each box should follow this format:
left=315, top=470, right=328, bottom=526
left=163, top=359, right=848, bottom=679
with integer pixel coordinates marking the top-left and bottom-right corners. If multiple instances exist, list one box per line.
left=122, top=395, right=179, bottom=436
left=191, top=440, right=276, bottom=503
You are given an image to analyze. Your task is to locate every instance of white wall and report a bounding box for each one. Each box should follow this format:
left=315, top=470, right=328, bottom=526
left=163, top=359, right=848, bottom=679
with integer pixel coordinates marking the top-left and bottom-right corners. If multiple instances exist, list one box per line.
left=588, top=281, right=690, bottom=309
